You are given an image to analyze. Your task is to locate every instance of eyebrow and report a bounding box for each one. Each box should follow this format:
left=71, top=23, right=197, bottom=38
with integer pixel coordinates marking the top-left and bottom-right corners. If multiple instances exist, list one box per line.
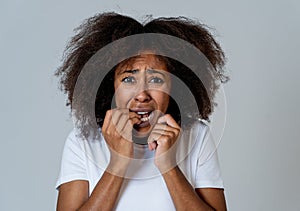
left=117, top=69, right=138, bottom=75
left=117, top=69, right=166, bottom=76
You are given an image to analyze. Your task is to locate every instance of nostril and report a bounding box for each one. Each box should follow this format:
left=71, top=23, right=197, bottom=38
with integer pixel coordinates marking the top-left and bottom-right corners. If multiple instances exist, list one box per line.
left=134, top=91, right=151, bottom=102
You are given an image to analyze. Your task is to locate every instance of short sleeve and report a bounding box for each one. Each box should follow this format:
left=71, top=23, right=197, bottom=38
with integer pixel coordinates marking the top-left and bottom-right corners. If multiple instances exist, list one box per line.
left=194, top=126, right=224, bottom=189
left=55, top=129, right=88, bottom=190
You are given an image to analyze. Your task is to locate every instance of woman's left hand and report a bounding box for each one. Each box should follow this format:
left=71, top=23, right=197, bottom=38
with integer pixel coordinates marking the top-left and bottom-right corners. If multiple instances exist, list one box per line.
left=147, top=114, right=181, bottom=173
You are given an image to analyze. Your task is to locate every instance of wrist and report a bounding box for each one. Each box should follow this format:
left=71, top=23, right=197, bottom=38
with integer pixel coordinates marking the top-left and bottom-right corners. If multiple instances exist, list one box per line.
left=155, top=156, right=177, bottom=174
left=106, top=156, right=131, bottom=176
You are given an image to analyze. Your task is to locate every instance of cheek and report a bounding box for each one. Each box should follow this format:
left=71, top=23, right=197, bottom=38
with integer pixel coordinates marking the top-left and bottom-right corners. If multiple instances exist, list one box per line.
left=114, top=85, right=135, bottom=107
left=153, top=92, right=170, bottom=112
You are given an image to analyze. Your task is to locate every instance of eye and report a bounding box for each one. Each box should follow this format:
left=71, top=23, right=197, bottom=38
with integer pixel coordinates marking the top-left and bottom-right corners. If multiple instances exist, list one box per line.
left=149, top=77, right=164, bottom=84
left=121, top=76, right=136, bottom=84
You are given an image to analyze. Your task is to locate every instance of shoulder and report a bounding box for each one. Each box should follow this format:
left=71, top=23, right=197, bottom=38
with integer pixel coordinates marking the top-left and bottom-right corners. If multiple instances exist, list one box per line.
left=61, top=127, right=99, bottom=160
left=63, top=128, right=85, bottom=149
left=182, top=120, right=210, bottom=142
left=192, top=120, right=209, bottom=134
left=64, top=127, right=103, bottom=147
left=181, top=120, right=216, bottom=163
left=177, top=120, right=210, bottom=161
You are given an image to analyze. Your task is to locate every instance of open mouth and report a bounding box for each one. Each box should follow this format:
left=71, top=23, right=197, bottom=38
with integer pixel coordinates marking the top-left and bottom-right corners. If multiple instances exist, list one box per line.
left=130, top=109, right=155, bottom=128
left=136, top=111, right=152, bottom=122
left=130, top=109, right=162, bottom=138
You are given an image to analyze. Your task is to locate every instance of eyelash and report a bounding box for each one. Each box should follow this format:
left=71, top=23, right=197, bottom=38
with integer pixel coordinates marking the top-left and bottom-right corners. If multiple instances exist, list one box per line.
left=149, top=77, right=164, bottom=84
left=121, top=76, right=136, bottom=84
left=121, top=76, right=165, bottom=85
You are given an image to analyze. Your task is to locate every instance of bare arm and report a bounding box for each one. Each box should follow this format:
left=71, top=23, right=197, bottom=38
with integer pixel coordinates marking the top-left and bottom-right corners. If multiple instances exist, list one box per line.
left=57, top=109, right=140, bottom=210
left=57, top=164, right=127, bottom=211
left=195, top=187, right=227, bottom=211
left=148, top=114, right=227, bottom=210
left=162, top=166, right=227, bottom=211
left=56, top=165, right=226, bottom=211
left=57, top=180, right=89, bottom=211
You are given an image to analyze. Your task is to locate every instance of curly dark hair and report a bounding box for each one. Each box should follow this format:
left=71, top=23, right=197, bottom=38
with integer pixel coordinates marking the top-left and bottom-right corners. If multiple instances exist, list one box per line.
left=55, top=12, right=228, bottom=139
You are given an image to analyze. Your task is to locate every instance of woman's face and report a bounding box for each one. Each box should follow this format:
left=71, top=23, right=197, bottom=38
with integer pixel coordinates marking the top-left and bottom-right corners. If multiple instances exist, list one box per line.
left=114, top=54, right=171, bottom=137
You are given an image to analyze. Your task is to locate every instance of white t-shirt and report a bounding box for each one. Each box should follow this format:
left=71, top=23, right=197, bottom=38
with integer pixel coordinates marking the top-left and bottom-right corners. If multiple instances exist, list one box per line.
left=56, top=121, right=224, bottom=211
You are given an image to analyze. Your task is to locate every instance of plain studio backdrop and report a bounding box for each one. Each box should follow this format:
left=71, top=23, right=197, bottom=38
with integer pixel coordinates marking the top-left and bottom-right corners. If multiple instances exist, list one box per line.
left=1, top=1, right=299, bottom=210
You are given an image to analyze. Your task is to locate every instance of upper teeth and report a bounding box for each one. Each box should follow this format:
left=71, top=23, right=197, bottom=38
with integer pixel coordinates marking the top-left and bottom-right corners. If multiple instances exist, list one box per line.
left=137, top=111, right=148, bottom=115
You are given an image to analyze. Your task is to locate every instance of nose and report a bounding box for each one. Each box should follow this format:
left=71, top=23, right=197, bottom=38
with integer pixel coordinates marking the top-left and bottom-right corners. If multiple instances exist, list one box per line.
left=134, top=89, right=151, bottom=102
left=134, top=80, right=151, bottom=102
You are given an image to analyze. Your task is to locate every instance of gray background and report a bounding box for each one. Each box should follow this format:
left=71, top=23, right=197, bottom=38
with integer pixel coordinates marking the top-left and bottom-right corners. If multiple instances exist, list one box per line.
left=1, top=0, right=299, bottom=210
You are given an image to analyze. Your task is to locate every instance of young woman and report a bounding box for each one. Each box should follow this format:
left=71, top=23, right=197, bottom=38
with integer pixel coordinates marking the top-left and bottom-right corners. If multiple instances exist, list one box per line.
left=55, top=12, right=228, bottom=210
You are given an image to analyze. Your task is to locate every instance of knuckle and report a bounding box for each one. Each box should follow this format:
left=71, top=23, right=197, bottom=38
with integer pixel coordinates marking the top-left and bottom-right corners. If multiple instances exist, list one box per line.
left=170, top=131, right=175, bottom=137
left=165, top=114, right=172, bottom=118
left=174, top=127, right=180, bottom=134
left=161, top=135, right=169, bottom=142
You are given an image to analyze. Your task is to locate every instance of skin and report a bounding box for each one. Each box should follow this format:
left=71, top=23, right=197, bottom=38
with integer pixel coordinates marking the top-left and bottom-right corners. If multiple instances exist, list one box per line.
left=113, top=53, right=171, bottom=137
left=57, top=54, right=227, bottom=211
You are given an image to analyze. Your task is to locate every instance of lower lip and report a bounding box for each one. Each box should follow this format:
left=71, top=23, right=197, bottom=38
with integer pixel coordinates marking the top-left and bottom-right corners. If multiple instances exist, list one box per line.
left=136, top=121, right=150, bottom=128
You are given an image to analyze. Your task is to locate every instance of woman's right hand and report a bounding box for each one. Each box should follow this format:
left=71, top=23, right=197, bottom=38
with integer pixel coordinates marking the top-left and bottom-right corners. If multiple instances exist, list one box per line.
left=102, top=109, right=141, bottom=173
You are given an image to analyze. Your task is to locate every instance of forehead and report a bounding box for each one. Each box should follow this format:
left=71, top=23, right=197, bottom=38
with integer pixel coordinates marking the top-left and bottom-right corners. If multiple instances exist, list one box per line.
left=115, top=54, right=168, bottom=73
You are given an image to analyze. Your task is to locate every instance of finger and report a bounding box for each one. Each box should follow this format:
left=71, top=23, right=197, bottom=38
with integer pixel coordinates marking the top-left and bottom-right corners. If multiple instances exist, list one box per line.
left=148, top=141, right=157, bottom=151
left=157, top=114, right=180, bottom=129
left=128, top=111, right=141, bottom=125
left=129, top=116, right=141, bottom=126
left=152, top=123, right=180, bottom=135
left=148, top=132, right=169, bottom=144
left=151, top=123, right=180, bottom=140
left=119, top=112, right=141, bottom=132
left=117, top=112, right=129, bottom=132
left=112, top=108, right=137, bottom=130
left=108, top=110, right=125, bottom=137
left=113, top=109, right=140, bottom=121
left=111, top=109, right=126, bottom=127
left=151, top=130, right=176, bottom=141
left=128, top=111, right=141, bottom=119
left=102, top=110, right=112, bottom=132
left=114, top=110, right=138, bottom=134
left=120, top=117, right=139, bottom=142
